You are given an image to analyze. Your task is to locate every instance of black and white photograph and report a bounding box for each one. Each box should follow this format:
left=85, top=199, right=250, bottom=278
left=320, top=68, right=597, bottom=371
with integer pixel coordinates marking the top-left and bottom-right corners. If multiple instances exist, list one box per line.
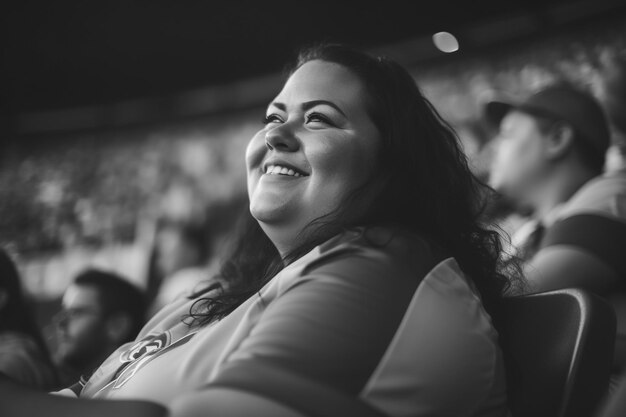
left=1, top=1, right=626, bottom=416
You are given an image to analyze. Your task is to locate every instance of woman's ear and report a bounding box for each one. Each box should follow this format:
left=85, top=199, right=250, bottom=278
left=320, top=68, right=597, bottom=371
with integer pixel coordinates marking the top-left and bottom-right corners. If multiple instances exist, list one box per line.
left=545, top=122, right=575, bottom=160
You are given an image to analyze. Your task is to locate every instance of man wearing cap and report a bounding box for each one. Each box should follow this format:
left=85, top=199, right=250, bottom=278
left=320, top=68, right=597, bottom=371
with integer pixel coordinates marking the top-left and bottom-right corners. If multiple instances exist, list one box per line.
left=485, top=82, right=626, bottom=385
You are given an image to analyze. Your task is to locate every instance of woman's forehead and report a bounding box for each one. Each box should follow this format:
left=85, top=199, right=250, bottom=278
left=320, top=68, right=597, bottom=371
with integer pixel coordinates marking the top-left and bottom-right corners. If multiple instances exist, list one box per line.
left=274, top=60, right=366, bottom=107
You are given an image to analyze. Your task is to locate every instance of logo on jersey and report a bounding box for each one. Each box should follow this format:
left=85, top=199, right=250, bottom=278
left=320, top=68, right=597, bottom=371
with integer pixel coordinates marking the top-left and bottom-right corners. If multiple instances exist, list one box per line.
left=122, top=333, right=170, bottom=362
left=111, top=330, right=196, bottom=389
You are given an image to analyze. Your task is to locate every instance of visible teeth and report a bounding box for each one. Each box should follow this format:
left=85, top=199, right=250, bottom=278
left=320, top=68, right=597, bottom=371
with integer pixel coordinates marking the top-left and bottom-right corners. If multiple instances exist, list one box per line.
left=265, top=164, right=303, bottom=177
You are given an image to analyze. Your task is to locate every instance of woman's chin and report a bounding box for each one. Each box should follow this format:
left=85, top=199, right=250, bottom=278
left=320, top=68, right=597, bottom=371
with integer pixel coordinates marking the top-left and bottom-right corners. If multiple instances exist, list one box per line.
left=250, top=204, right=292, bottom=225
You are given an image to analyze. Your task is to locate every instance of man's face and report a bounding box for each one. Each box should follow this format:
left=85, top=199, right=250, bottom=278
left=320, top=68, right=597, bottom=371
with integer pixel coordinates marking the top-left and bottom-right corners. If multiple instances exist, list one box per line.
left=55, top=284, right=111, bottom=370
left=488, top=110, right=550, bottom=206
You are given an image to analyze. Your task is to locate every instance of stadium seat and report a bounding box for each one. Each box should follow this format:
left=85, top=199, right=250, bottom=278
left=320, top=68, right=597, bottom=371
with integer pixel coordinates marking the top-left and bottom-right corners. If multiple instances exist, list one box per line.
left=496, top=288, right=616, bottom=417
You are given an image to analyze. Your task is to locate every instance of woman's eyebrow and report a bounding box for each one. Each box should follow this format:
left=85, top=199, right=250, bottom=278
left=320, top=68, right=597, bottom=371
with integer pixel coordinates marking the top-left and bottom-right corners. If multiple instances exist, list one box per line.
left=268, top=100, right=347, bottom=117
left=302, top=100, right=346, bottom=117
left=268, top=102, right=286, bottom=112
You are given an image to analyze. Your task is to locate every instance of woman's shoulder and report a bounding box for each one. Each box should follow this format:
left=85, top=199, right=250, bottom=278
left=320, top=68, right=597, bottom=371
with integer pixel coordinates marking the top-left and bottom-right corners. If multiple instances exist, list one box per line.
left=302, top=227, right=486, bottom=319
left=320, top=225, right=442, bottom=260
left=298, top=226, right=447, bottom=284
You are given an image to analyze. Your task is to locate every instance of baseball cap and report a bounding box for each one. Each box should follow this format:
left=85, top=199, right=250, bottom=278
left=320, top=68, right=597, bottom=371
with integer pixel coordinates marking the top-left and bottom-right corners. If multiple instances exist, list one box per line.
left=484, top=83, right=611, bottom=157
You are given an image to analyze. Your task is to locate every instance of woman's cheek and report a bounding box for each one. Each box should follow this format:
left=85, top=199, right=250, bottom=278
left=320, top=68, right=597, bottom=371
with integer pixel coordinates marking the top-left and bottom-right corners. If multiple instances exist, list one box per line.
left=245, top=131, right=267, bottom=171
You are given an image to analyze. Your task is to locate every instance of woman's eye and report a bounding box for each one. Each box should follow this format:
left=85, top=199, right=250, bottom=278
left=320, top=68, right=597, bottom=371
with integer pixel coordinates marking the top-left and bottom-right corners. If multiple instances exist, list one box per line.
left=262, top=114, right=283, bottom=125
left=305, top=112, right=332, bottom=125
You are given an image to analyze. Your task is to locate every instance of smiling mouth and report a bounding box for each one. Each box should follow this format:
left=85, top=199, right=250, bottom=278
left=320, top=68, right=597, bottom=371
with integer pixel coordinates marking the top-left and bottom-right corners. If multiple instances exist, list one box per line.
left=264, top=164, right=308, bottom=177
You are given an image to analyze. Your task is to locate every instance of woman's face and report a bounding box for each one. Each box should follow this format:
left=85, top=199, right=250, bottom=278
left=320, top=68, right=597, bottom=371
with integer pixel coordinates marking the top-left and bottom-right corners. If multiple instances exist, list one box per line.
left=246, top=59, right=381, bottom=252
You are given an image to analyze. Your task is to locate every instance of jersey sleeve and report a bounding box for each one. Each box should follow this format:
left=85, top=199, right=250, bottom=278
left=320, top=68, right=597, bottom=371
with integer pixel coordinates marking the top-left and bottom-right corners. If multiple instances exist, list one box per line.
left=215, top=240, right=432, bottom=395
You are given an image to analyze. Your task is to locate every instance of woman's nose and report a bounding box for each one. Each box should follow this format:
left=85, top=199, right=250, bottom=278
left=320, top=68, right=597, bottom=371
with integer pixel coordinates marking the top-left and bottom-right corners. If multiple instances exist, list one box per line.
left=265, top=125, right=299, bottom=152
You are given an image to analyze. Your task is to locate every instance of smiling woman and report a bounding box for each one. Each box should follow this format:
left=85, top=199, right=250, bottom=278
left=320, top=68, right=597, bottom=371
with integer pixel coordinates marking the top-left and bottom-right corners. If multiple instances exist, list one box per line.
left=246, top=60, right=381, bottom=255
left=0, top=43, right=516, bottom=417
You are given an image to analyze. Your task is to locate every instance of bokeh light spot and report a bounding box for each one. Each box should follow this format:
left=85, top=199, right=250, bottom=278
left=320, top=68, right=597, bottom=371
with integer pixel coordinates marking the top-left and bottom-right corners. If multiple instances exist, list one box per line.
left=433, top=31, right=459, bottom=53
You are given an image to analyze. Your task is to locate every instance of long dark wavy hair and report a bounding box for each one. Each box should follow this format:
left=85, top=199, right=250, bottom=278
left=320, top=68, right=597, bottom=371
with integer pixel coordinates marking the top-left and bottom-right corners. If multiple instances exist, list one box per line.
left=185, top=42, right=520, bottom=328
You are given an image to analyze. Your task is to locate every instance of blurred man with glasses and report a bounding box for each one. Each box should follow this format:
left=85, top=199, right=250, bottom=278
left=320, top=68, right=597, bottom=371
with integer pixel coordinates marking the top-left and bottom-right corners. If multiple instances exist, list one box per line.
left=53, top=268, right=146, bottom=389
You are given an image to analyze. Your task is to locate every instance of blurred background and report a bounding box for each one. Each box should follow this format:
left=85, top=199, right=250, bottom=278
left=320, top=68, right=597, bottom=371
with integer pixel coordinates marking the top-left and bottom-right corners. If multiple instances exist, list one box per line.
left=1, top=0, right=625, bottom=321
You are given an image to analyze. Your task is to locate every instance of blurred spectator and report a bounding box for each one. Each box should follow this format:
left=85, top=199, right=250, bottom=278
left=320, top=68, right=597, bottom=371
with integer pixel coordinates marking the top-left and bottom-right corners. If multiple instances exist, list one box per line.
left=144, top=217, right=212, bottom=315
left=0, top=248, right=59, bottom=390
left=146, top=195, right=248, bottom=315
left=484, top=82, right=626, bottom=387
left=53, top=268, right=146, bottom=388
